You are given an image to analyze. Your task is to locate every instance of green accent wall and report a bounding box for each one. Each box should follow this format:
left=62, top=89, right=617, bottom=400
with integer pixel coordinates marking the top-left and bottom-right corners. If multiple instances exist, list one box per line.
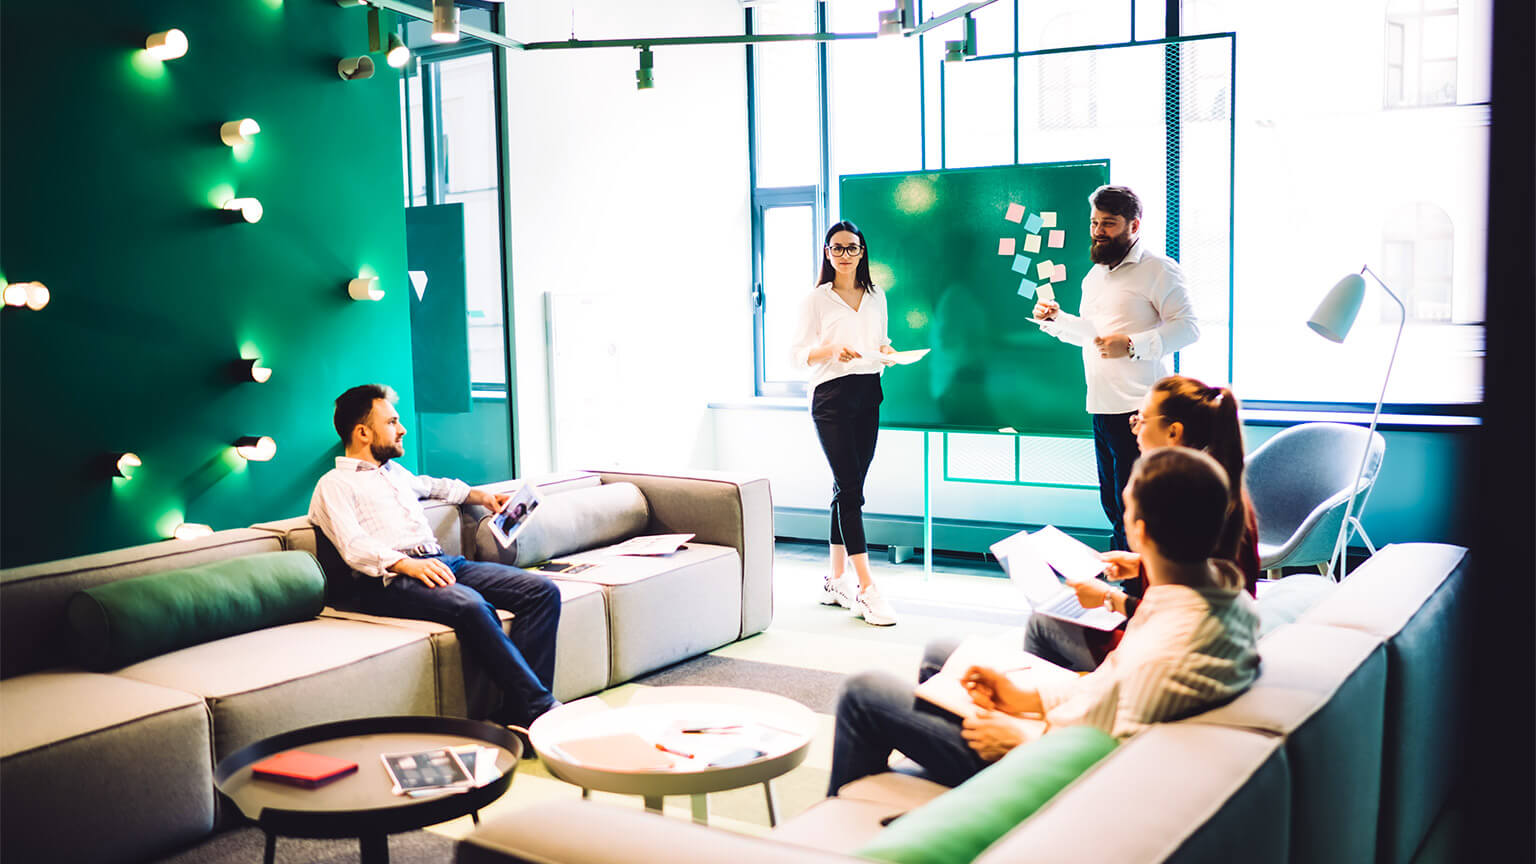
left=1, top=0, right=416, bottom=566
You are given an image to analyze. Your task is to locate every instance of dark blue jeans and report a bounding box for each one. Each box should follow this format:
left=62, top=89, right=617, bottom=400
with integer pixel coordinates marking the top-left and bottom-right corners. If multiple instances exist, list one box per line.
left=828, top=640, right=987, bottom=794
left=1092, top=411, right=1141, bottom=551
left=356, top=555, right=560, bottom=727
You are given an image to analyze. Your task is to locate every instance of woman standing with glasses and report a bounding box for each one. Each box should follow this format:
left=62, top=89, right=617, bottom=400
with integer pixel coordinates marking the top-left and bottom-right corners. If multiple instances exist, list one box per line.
left=789, top=221, right=900, bottom=626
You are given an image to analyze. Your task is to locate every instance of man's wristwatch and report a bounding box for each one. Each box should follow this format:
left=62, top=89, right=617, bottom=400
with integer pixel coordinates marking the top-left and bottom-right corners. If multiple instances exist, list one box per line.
left=1126, top=337, right=1137, bottom=360
left=1103, top=590, right=1118, bottom=612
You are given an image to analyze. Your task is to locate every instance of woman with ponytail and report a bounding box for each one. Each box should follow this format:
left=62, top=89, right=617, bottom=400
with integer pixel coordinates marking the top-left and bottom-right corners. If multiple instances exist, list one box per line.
left=1024, top=374, right=1259, bottom=671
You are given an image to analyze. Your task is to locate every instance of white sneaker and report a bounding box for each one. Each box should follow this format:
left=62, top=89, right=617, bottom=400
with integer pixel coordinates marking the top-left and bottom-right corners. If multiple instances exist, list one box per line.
left=854, top=584, right=898, bottom=626
left=821, top=574, right=855, bottom=608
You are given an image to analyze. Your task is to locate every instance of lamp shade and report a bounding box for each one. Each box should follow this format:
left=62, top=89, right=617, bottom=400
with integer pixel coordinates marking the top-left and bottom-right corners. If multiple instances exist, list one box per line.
left=1307, top=273, right=1366, bottom=343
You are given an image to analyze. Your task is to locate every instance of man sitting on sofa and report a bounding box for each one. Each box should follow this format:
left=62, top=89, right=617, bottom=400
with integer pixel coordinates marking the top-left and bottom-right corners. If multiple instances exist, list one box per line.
left=309, top=384, right=561, bottom=732
left=827, top=446, right=1259, bottom=792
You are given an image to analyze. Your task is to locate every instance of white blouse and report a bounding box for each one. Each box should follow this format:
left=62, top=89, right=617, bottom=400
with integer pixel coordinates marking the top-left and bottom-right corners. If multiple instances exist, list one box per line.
left=789, top=282, right=892, bottom=394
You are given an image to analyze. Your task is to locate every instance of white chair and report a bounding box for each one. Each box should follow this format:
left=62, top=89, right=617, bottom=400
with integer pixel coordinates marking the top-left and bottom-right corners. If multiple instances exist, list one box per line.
left=1246, top=422, right=1386, bottom=580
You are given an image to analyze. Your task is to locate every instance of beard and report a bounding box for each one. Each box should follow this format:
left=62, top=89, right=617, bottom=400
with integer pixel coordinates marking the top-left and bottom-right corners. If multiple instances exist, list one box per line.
left=1089, top=232, right=1133, bottom=266
left=370, top=440, right=405, bottom=463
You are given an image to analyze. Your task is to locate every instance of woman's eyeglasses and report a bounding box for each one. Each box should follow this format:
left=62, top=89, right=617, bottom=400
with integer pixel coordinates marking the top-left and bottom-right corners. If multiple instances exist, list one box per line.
left=826, top=244, right=864, bottom=258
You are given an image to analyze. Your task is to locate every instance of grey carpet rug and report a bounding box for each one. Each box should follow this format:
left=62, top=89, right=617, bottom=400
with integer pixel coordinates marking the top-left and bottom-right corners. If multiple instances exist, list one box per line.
left=633, top=654, right=848, bottom=714
left=154, top=826, right=457, bottom=864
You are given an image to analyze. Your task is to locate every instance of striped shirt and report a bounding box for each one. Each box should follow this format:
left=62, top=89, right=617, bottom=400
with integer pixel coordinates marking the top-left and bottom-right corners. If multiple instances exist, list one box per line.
left=1035, top=566, right=1260, bottom=738
left=308, top=457, right=470, bottom=581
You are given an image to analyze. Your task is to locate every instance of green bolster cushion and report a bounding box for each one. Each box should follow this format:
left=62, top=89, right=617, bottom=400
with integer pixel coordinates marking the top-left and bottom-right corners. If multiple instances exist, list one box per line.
left=854, top=725, right=1119, bottom=864
left=66, top=551, right=326, bottom=671
left=476, top=482, right=650, bottom=568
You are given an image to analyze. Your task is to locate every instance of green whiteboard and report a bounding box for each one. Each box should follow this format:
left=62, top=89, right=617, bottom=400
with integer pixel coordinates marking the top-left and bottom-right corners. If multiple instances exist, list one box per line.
left=840, top=160, right=1110, bottom=436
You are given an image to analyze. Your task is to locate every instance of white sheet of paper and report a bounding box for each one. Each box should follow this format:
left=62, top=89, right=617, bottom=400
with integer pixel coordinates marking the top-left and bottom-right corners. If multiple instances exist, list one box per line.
left=990, top=528, right=1125, bottom=631
left=1029, top=311, right=1097, bottom=343
left=875, top=348, right=931, bottom=366
left=1030, top=526, right=1111, bottom=583
left=1023, top=234, right=1042, bottom=254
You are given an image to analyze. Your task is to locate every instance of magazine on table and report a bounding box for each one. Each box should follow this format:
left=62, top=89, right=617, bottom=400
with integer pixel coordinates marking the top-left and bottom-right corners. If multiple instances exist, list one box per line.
left=990, top=526, right=1125, bottom=631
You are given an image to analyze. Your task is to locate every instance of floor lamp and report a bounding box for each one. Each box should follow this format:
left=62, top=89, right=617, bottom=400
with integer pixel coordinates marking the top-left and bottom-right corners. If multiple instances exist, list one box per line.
left=1306, top=266, right=1405, bottom=579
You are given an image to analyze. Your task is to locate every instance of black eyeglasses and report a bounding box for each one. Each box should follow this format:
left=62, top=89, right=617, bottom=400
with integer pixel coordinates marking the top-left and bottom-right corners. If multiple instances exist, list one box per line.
left=826, top=244, right=864, bottom=258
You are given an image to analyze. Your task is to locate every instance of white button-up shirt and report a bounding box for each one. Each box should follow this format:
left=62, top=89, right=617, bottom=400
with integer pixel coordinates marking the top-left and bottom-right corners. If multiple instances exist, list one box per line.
left=308, top=457, right=470, bottom=581
left=1040, top=239, right=1199, bottom=414
left=789, top=282, right=892, bottom=394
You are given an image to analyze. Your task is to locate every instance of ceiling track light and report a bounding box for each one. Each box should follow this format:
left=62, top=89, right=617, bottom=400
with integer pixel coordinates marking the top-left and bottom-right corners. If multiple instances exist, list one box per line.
left=348, top=276, right=384, bottom=301
left=338, top=56, right=375, bottom=80
left=222, top=197, right=264, bottom=223
left=386, top=33, right=412, bottom=68
left=233, top=357, right=272, bottom=383
left=432, top=0, right=460, bottom=43
left=173, top=523, right=214, bottom=541
left=112, top=452, right=142, bottom=479
left=636, top=46, right=654, bottom=90
left=220, top=118, right=261, bottom=147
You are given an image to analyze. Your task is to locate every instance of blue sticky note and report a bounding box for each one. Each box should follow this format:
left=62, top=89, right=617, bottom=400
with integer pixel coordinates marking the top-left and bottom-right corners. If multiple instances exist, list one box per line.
left=1017, top=279, right=1037, bottom=299
left=1024, top=212, right=1044, bottom=233
left=1010, top=254, right=1033, bottom=275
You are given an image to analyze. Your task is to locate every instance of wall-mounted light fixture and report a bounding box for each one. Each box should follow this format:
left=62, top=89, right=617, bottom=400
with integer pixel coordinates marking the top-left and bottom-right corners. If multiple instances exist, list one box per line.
left=233, top=357, right=272, bottom=383
left=943, top=15, right=976, bottom=62
left=145, top=29, right=189, bottom=61
left=335, top=0, right=367, bottom=6
left=220, top=118, right=261, bottom=147
left=3, top=281, right=50, bottom=310
left=386, top=33, right=412, bottom=68
left=432, top=0, right=460, bottom=43
left=234, top=436, right=277, bottom=462
left=635, top=46, right=654, bottom=90
left=877, top=9, right=903, bottom=35
left=222, top=197, right=264, bottom=223
left=338, top=56, right=376, bottom=80
left=113, top=452, right=142, bottom=479
left=348, top=276, right=384, bottom=301
left=173, top=523, right=214, bottom=540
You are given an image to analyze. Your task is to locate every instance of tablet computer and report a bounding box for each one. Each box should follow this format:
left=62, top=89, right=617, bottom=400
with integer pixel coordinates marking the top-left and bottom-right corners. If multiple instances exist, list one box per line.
left=487, top=483, right=541, bottom=548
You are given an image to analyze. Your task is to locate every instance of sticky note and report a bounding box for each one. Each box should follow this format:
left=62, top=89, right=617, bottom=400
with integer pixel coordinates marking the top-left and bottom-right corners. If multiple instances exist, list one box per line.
left=1038, top=283, right=1056, bottom=303
left=1017, top=279, right=1036, bottom=299
left=1041, top=211, right=1058, bottom=228
left=1023, top=234, right=1042, bottom=254
left=1011, top=254, right=1034, bottom=275
left=1004, top=203, right=1025, bottom=223
left=1024, top=212, right=1044, bottom=233
left=1052, top=263, right=1067, bottom=283
left=998, top=238, right=1016, bottom=255
left=1047, top=230, right=1065, bottom=249
left=1036, top=259, right=1054, bottom=280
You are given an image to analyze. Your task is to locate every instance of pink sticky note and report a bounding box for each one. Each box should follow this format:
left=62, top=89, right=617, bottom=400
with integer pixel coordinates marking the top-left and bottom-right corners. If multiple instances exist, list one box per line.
left=1047, top=230, right=1065, bottom=248
left=998, top=237, right=1016, bottom=255
left=1036, top=260, right=1054, bottom=280
left=1023, top=234, right=1042, bottom=253
left=1004, top=203, right=1025, bottom=223
left=1052, top=263, right=1067, bottom=283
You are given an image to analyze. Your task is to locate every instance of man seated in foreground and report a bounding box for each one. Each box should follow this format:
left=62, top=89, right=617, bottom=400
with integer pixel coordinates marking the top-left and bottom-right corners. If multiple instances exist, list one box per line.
left=827, top=446, right=1260, bottom=792
left=309, top=384, right=561, bottom=733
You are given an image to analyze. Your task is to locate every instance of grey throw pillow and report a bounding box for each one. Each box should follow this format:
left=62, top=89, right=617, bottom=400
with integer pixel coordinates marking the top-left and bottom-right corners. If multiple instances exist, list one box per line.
left=476, top=482, right=650, bottom=567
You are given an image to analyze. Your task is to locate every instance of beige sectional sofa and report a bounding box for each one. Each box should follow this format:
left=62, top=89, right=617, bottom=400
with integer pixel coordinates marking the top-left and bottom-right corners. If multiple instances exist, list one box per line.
left=0, top=468, right=772, bottom=864
left=459, top=542, right=1468, bottom=864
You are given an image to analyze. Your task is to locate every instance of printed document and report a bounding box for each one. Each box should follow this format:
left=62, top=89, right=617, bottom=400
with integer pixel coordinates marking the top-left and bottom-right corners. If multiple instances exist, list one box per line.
left=990, top=527, right=1125, bottom=631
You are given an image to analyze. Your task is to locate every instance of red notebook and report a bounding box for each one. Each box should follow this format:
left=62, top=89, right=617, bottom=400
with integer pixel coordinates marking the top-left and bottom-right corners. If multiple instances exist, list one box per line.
left=250, top=750, right=359, bottom=788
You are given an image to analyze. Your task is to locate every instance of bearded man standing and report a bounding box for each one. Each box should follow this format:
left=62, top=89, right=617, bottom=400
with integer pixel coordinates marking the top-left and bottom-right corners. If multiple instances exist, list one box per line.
left=1032, top=186, right=1199, bottom=551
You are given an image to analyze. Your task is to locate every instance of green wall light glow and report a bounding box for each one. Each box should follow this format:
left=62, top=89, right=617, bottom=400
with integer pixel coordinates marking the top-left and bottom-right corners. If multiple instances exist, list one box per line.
left=154, top=509, right=186, bottom=540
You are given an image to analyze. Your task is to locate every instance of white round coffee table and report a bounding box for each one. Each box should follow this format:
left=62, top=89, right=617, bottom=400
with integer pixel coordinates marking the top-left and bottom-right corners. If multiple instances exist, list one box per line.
left=528, top=685, right=816, bottom=825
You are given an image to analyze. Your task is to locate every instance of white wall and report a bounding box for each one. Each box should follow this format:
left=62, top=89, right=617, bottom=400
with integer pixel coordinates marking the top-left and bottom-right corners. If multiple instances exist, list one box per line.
left=504, top=0, right=753, bottom=475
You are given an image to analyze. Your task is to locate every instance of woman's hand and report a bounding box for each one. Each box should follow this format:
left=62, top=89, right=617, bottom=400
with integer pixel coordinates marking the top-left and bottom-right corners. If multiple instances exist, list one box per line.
left=1099, top=550, right=1141, bottom=582
left=962, top=665, right=1043, bottom=716
left=961, top=710, right=1028, bottom=762
left=1033, top=300, right=1060, bottom=321
left=879, top=345, right=897, bottom=355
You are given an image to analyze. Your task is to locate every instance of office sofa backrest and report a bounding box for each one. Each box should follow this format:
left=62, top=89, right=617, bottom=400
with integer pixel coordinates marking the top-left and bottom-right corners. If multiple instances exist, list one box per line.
left=0, top=529, right=284, bottom=679
left=1299, top=543, right=1469, bottom=864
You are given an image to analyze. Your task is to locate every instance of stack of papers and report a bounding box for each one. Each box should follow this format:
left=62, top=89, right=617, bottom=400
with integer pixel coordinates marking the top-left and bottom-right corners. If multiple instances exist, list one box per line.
left=607, top=534, right=694, bottom=556
left=990, top=526, right=1125, bottom=631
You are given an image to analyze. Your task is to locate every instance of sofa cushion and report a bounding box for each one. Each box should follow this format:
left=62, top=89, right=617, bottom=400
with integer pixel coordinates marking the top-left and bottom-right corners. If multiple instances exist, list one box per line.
left=0, top=528, right=283, bottom=679
left=1256, top=572, right=1336, bottom=637
left=111, top=617, right=437, bottom=760
left=66, top=550, right=325, bottom=671
left=476, top=482, right=649, bottom=567
left=0, top=673, right=215, bottom=864
left=853, top=726, right=1118, bottom=864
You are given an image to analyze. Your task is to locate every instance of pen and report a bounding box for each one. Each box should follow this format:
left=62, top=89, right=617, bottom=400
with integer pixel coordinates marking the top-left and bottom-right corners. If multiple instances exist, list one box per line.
left=680, top=725, right=743, bottom=734
left=655, top=743, right=694, bottom=759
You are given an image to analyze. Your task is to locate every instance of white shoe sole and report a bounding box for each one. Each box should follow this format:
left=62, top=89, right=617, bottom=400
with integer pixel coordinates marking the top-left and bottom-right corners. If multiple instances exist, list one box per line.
left=858, top=608, right=897, bottom=626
